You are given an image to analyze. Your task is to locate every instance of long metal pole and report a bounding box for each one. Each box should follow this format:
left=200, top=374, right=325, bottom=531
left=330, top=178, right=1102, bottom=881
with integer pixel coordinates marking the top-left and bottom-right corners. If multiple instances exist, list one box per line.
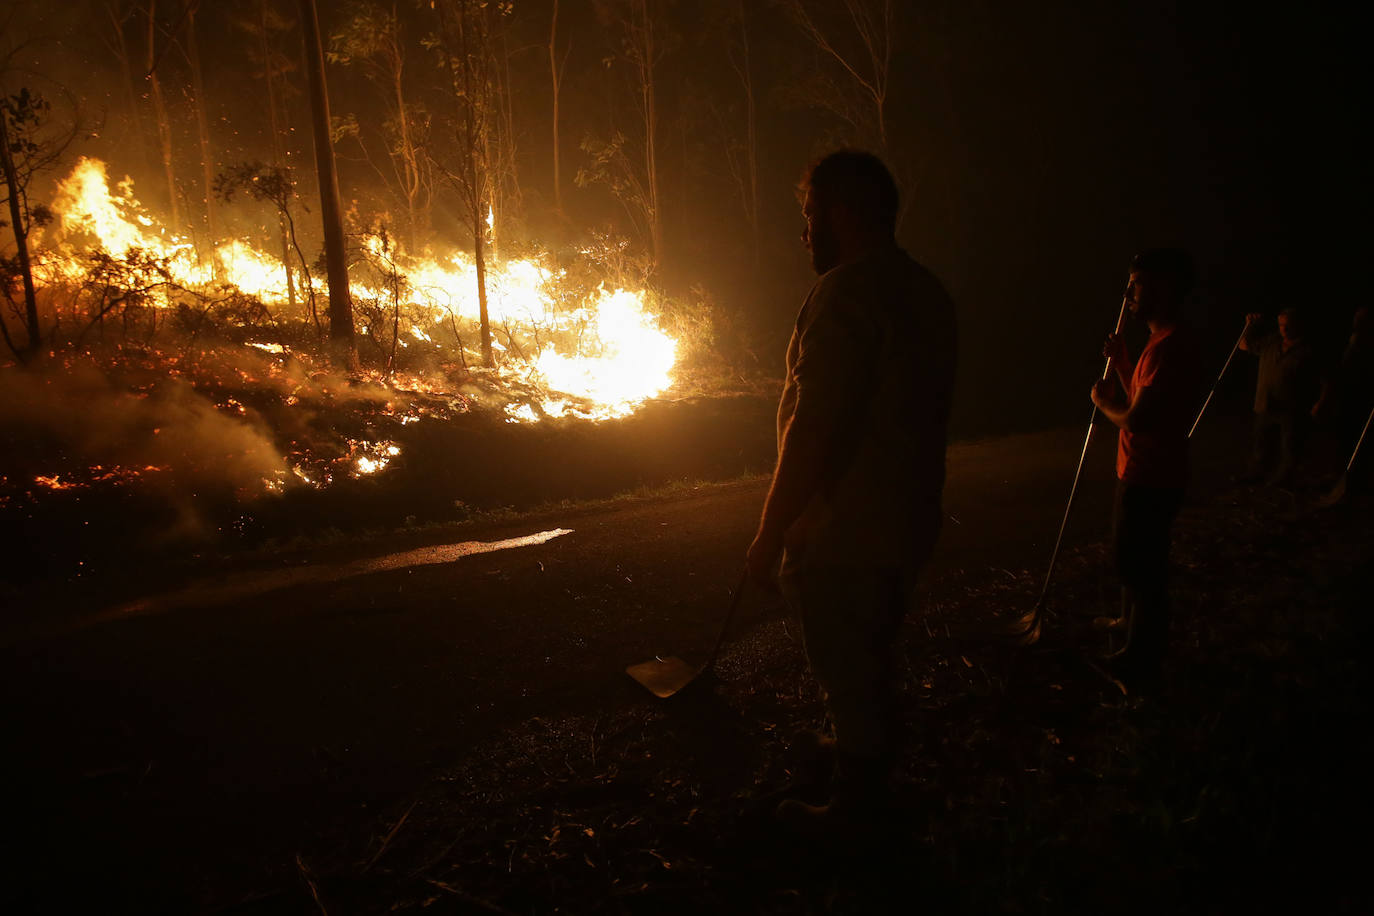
left=1014, top=294, right=1130, bottom=645
left=1188, top=326, right=1247, bottom=439
left=1345, top=405, right=1373, bottom=474
left=1320, top=404, right=1374, bottom=507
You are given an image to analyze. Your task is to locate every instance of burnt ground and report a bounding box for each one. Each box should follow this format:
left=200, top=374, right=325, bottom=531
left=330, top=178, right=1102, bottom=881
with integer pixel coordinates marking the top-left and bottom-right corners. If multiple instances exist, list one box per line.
left=2, top=410, right=1370, bottom=914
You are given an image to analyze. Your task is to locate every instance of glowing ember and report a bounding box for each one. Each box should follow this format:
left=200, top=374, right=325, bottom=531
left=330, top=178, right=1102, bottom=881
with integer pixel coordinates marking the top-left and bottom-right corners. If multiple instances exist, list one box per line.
left=348, top=440, right=402, bottom=477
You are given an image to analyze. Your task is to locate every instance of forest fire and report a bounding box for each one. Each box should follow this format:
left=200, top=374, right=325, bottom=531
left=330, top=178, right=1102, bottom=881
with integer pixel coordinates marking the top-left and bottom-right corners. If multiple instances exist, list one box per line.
left=0, top=158, right=688, bottom=505
left=38, top=157, right=679, bottom=422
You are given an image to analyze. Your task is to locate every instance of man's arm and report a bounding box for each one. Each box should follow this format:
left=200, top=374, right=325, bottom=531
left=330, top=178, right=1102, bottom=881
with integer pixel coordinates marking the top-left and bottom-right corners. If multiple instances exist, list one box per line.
left=1091, top=378, right=1162, bottom=432
left=747, top=414, right=829, bottom=589
left=1238, top=312, right=1263, bottom=353
left=747, top=288, right=866, bottom=589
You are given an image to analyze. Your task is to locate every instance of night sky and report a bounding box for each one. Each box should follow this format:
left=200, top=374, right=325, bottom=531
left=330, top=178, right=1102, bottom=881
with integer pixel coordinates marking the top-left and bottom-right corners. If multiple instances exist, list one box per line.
left=4, top=0, right=1365, bottom=435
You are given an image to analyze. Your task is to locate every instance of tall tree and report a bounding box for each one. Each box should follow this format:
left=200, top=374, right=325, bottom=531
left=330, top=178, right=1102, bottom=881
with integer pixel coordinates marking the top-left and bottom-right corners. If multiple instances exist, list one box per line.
left=547, top=0, right=569, bottom=216
left=624, top=0, right=663, bottom=271
left=0, top=91, right=45, bottom=359
left=429, top=0, right=506, bottom=368
left=582, top=0, right=665, bottom=274
left=180, top=1, right=218, bottom=250
left=297, top=0, right=355, bottom=359
left=100, top=2, right=154, bottom=183
left=780, top=0, right=894, bottom=152
left=0, top=85, right=79, bottom=360
left=328, top=0, right=431, bottom=251
left=233, top=0, right=301, bottom=313
left=727, top=0, right=759, bottom=268
left=142, top=0, right=181, bottom=228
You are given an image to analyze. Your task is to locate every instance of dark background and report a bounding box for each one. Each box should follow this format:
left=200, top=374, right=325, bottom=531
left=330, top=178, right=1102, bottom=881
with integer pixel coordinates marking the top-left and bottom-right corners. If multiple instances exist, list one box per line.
left=3, top=0, right=1366, bottom=436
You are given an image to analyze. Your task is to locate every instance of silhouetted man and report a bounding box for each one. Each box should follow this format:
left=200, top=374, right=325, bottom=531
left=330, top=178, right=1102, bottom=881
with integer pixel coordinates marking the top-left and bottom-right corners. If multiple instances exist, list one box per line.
left=746, top=150, right=956, bottom=835
left=1091, top=249, right=1200, bottom=691
left=1239, top=307, right=1321, bottom=487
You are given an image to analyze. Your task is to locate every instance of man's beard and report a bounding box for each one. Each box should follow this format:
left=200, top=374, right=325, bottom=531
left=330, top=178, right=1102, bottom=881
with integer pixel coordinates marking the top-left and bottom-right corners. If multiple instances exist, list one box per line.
left=808, top=230, right=840, bottom=274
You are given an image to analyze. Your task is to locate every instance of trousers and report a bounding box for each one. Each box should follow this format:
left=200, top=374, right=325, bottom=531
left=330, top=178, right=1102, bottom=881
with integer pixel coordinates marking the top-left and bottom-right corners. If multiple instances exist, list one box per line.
left=1112, top=481, right=1183, bottom=674
left=1249, top=409, right=1310, bottom=485
left=779, top=560, right=911, bottom=764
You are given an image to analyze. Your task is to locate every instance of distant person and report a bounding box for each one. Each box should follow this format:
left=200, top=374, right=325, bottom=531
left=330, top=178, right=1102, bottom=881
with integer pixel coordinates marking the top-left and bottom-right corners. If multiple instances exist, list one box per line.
left=746, top=150, right=956, bottom=837
left=1239, top=307, right=1321, bottom=487
left=1316, top=306, right=1373, bottom=502
left=1090, top=249, right=1201, bottom=692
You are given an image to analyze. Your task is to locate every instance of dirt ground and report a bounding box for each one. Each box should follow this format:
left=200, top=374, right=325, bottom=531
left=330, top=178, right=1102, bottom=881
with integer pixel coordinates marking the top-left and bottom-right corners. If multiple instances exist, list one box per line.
left=2, top=409, right=1369, bottom=914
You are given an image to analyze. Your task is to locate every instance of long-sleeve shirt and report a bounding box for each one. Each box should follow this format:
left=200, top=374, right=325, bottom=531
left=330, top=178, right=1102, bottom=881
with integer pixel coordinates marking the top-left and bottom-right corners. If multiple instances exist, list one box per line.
left=775, top=245, right=956, bottom=570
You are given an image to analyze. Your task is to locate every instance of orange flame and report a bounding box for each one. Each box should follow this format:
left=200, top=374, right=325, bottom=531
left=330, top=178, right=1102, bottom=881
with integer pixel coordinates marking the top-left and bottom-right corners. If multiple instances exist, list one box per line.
left=42, top=158, right=678, bottom=420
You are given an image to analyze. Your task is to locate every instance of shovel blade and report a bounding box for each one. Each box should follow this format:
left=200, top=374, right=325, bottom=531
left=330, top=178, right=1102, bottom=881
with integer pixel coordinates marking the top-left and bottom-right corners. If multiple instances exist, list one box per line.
left=626, top=656, right=702, bottom=698
left=1007, top=606, right=1043, bottom=646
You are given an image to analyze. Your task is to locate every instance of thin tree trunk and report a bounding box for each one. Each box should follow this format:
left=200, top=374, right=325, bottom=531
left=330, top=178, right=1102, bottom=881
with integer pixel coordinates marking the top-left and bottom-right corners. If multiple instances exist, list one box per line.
left=439, top=0, right=492, bottom=367
left=145, top=0, right=181, bottom=229
left=474, top=213, right=492, bottom=367
left=548, top=0, right=563, bottom=214
left=298, top=0, right=356, bottom=360
left=387, top=12, right=423, bottom=252
left=257, top=0, right=298, bottom=314
left=638, top=0, right=662, bottom=272
left=461, top=16, right=493, bottom=368
left=393, top=68, right=420, bottom=250
left=0, top=111, right=41, bottom=359
left=105, top=2, right=153, bottom=184
left=184, top=4, right=218, bottom=255
left=734, top=0, right=759, bottom=267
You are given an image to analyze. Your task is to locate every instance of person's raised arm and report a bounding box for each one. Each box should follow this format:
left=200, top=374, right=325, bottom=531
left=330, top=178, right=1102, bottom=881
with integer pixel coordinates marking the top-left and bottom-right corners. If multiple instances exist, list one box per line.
left=1238, top=312, right=1263, bottom=353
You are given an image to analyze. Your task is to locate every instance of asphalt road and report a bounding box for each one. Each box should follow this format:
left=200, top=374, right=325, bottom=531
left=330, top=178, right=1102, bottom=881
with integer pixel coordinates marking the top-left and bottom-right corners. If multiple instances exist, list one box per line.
left=2, top=422, right=1152, bottom=908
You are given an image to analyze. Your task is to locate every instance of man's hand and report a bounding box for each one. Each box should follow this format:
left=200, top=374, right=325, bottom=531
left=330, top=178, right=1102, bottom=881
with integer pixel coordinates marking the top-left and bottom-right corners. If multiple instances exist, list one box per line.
left=746, top=526, right=784, bottom=594
left=1102, top=332, right=1127, bottom=365
left=1091, top=379, right=1120, bottom=411
left=1239, top=312, right=1264, bottom=353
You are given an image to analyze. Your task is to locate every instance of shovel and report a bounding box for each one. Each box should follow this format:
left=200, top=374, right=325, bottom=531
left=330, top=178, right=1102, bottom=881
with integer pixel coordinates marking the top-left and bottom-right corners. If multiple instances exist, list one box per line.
left=626, top=568, right=749, bottom=698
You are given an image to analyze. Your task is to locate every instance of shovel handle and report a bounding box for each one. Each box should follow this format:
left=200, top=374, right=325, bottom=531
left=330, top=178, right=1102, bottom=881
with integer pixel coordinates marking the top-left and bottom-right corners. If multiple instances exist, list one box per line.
left=702, top=567, right=750, bottom=669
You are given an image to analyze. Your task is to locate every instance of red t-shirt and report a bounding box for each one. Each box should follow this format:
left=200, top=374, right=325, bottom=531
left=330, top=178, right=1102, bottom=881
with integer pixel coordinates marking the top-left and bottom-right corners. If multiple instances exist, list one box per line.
left=1116, top=325, right=1197, bottom=488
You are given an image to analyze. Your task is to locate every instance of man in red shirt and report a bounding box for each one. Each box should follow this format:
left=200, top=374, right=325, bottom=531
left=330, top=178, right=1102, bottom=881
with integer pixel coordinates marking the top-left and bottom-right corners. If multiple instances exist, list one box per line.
left=1090, top=249, right=1200, bottom=691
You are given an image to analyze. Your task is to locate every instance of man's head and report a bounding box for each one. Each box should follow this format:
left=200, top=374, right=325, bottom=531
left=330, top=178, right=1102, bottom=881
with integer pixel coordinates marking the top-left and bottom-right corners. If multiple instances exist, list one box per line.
left=1278, top=307, right=1304, bottom=343
left=1126, top=248, right=1194, bottom=322
left=799, top=150, right=899, bottom=274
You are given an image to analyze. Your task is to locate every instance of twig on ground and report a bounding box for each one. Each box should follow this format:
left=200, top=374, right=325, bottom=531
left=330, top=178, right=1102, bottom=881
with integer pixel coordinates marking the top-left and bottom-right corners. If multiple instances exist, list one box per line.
left=295, top=853, right=328, bottom=916
left=424, top=878, right=518, bottom=914
left=363, top=799, right=418, bottom=873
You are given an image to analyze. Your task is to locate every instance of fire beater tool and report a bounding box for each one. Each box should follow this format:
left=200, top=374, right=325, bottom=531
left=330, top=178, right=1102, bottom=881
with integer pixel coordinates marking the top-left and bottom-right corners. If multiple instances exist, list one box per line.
left=1319, top=404, right=1373, bottom=506
left=1188, top=324, right=1249, bottom=439
left=626, top=568, right=749, bottom=698
left=1011, top=292, right=1130, bottom=645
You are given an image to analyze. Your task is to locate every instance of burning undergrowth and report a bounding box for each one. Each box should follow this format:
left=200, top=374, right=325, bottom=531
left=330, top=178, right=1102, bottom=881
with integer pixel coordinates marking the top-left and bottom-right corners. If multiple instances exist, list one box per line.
left=0, top=354, right=286, bottom=499
left=28, top=157, right=687, bottom=425
left=0, top=335, right=777, bottom=589
left=0, top=158, right=765, bottom=580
